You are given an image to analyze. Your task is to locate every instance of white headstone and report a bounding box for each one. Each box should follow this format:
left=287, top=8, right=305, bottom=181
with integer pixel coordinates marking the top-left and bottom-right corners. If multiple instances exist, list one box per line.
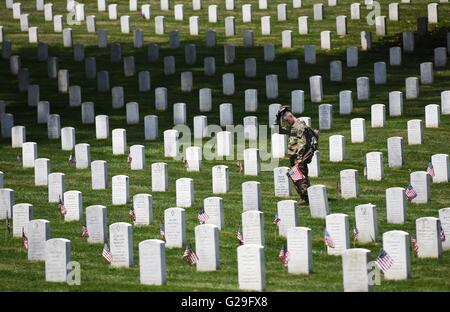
left=386, top=187, right=407, bottom=224
left=308, top=185, right=330, bottom=218
left=110, top=222, right=133, bottom=267
left=277, top=200, right=298, bottom=237
left=176, top=178, right=194, bottom=208
left=27, top=219, right=50, bottom=260
left=203, top=197, right=224, bottom=230
left=91, top=160, right=108, bottom=190
left=139, top=239, right=166, bottom=285
left=410, top=171, right=430, bottom=204
left=237, top=244, right=265, bottom=291
left=242, top=181, right=261, bottom=212
left=366, top=152, right=384, bottom=181
left=242, top=210, right=265, bottom=246
left=273, top=167, right=291, bottom=197
left=342, top=248, right=371, bottom=292
left=407, top=119, right=423, bottom=145
left=416, top=217, right=442, bottom=258
left=45, top=238, right=71, bottom=282
left=12, top=203, right=32, bottom=237
left=152, top=162, right=168, bottom=192
left=112, top=175, right=129, bottom=205
left=133, top=194, right=153, bottom=226
left=112, top=128, right=127, bottom=155
left=325, top=213, right=350, bottom=255
left=86, top=205, right=107, bottom=244
left=383, top=230, right=411, bottom=280
left=34, top=158, right=50, bottom=186
left=195, top=224, right=220, bottom=271
left=329, top=135, right=345, bottom=162
left=438, top=208, right=450, bottom=251
left=164, top=207, right=186, bottom=248
left=48, top=173, right=65, bottom=203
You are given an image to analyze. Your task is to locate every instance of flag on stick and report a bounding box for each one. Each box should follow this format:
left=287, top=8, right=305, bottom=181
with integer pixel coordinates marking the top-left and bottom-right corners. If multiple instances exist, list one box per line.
left=411, top=235, right=419, bottom=255
left=273, top=214, right=281, bottom=225
left=236, top=226, right=244, bottom=245
left=102, top=243, right=113, bottom=263
left=197, top=208, right=209, bottom=224
left=324, top=228, right=335, bottom=248
left=82, top=225, right=89, bottom=238
left=375, top=248, right=394, bottom=272
left=426, top=162, right=435, bottom=177
left=58, top=197, right=67, bottom=215
left=404, top=184, right=417, bottom=201
left=160, top=224, right=165, bottom=241
left=278, top=245, right=289, bottom=267
left=22, top=228, right=28, bottom=250
left=287, top=165, right=305, bottom=182
left=182, top=244, right=199, bottom=265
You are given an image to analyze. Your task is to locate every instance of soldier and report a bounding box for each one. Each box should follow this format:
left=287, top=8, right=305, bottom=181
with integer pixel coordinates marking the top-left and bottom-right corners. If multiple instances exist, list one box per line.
left=274, top=106, right=319, bottom=205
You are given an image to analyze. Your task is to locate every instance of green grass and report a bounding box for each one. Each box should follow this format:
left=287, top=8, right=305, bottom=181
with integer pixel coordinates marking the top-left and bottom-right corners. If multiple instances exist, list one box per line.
left=1, top=0, right=450, bottom=291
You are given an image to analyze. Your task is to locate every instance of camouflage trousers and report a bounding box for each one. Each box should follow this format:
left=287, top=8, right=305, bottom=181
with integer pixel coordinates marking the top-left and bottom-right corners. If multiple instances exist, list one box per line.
left=289, top=153, right=312, bottom=201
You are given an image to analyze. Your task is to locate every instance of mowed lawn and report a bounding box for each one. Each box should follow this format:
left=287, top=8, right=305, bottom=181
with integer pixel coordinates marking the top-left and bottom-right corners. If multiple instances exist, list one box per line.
left=1, top=0, right=450, bottom=291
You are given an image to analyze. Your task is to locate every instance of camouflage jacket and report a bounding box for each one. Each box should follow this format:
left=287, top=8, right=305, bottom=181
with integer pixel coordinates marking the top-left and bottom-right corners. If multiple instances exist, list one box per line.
left=287, top=119, right=311, bottom=157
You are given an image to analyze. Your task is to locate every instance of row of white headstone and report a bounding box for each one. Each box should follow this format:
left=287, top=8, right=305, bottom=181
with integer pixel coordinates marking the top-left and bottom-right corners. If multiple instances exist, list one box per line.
left=13, top=211, right=450, bottom=290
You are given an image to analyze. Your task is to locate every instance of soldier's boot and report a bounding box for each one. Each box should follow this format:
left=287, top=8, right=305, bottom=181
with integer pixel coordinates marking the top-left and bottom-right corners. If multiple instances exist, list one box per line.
left=294, top=179, right=310, bottom=205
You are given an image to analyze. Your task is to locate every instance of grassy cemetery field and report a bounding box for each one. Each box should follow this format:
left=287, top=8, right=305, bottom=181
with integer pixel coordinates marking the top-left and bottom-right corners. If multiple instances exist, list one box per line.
left=1, top=0, right=450, bottom=291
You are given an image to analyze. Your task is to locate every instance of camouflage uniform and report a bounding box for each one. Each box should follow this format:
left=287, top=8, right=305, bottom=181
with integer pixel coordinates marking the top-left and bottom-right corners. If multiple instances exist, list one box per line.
left=287, top=119, right=315, bottom=202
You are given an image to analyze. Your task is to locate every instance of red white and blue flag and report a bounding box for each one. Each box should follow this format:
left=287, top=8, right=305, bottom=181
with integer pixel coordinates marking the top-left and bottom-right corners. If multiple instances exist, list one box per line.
left=273, top=214, right=281, bottom=225
left=288, top=165, right=305, bottom=182
left=182, top=244, right=199, bottom=265
left=411, top=235, right=419, bottom=254
left=376, top=248, right=394, bottom=272
left=426, top=162, right=435, bottom=177
left=128, top=205, right=136, bottom=222
left=324, top=228, right=335, bottom=248
left=160, top=224, right=165, bottom=240
left=353, top=226, right=359, bottom=241
left=278, top=245, right=289, bottom=267
left=58, top=197, right=67, bottom=215
left=82, top=225, right=89, bottom=237
left=439, top=225, right=446, bottom=242
left=22, top=228, right=28, bottom=250
left=198, top=208, right=209, bottom=224
left=236, top=226, right=244, bottom=245
left=102, top=243, right=113, bottom=263
left=405, top=184, right=417, bottom=201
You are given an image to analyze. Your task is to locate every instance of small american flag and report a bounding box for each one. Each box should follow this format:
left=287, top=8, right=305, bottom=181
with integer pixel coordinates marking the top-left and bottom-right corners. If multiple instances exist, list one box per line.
left=324, top=228, right=335, bottom=248
left=68, top=153, right=76, bottom=166
left=426, top=162, right=435, bottom=177
left=182, top=158, right=188, bottom=171
left=353, top=226, right=359, bottom=241
left=182, top=244, right=199, bottom=265
left=404, top=184, right=417, bottom=201
left=236, top=160, right=243, bottom=173
left=82, top=225, right=89, bottom=238
left=58, top=197, right=67, bottom=215
left=102, top=243, right=113, bottom=263
left=198, top=208, right=209, bottom=224
left=411, top=235, right=419, bottom=255
left=278, top=245, right=289, bottom=267
left=22, top=228, right=28, bottom=250
left=5, top=212, right=11, bottom=235
left=375, top=248, right=394, bottom=272
left=236, top=226, right=244, bottom=245
left=273, top=214, right=281, bottom=225
left=127, top=150, right=132, bottom=164
left=287, top=165, right=305, bottom=182
left=439, top=225, right=446, bottom=242
left=128, top=205, right=136, bottom=222
left=160, top=224, right=165, bottom=240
